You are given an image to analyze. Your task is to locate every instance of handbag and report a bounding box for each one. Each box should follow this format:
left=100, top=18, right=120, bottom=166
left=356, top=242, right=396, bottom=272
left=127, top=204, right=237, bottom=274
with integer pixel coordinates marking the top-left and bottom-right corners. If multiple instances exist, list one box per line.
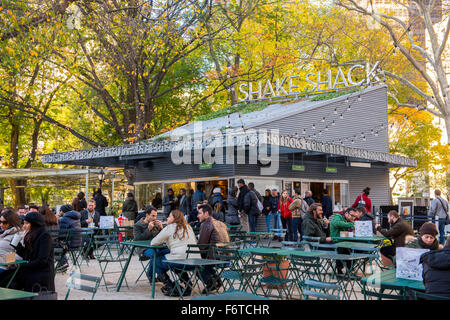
left=29, top=284, right=58, bottom=300
left=357, top=194, right=366, bottom=207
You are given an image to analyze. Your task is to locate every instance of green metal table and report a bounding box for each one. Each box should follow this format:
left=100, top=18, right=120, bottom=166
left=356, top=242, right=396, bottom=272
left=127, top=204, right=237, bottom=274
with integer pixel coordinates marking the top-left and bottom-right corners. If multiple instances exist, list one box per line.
left=332, top=236, right=387, bottom=244
left=0, top=260, right=27, bottom=288
left=334, top=242, right=378, bottom=249
left=0, top=287, right=38, bottom=300
left=116, top=241, right=167, bottom=298
left=360, top=268, right=425, bottom=299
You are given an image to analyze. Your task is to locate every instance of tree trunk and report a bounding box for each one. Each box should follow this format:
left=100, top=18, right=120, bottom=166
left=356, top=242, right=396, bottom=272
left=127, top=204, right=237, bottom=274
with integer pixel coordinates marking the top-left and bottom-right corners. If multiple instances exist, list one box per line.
left=445, top=114, right=450, bottom=146
left=9, top=178, right=27, bottom=208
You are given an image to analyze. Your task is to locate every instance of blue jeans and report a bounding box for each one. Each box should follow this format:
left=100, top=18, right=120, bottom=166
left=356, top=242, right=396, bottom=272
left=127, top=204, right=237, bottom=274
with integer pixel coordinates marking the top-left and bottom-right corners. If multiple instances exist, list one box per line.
left=144, top=248, right=170, bottom=277
left=273, top=212, right=282, bottom=236
left=292, top=217, right=303, bottom=241
left=248, top=214, right=257, bottom=232
left=438, top=218, right=446, bottom=245
left=265, top=214, right=273, bottom=232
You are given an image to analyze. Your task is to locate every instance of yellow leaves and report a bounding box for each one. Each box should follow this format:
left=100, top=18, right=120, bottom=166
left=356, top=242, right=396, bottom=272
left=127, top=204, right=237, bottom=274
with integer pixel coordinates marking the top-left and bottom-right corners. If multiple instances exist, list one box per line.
left=30, top=49, right=38, bottom=57
left=5, top=47, right=14, bottom=55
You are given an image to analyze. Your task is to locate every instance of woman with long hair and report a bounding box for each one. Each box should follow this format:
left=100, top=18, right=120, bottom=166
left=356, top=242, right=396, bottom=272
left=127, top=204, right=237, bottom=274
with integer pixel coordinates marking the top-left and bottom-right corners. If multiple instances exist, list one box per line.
left=1, top=212, right=54, bottom=292
left=150, top=210, right=198, bottom=296
left=38, top=205, right=58, bottom=231
left=0, top=209, right=23, bottom=268
left=278, top=190, right=293, bottom=241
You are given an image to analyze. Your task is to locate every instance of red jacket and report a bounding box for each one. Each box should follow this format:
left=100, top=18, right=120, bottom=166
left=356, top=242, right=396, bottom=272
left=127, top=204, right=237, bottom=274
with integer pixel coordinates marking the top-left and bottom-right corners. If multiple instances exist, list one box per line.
left=352, top=193, right=372, bottom=213
left=278, top=197, right=293, bottom=219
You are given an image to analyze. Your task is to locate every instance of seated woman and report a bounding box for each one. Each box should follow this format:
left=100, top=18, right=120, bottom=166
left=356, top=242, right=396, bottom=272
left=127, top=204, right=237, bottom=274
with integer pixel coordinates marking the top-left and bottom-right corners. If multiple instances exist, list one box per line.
left=0, top=209, right=23, bottom=273
left=150, top=209, right=198, bottom=296
left=405, top=222, right=442, bottom=251
left=1, top=212, right=55, bottom=292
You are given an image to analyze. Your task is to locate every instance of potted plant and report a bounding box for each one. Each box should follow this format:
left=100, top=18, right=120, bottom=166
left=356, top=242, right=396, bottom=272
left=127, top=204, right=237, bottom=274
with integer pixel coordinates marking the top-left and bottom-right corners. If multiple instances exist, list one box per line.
left=262, top=255, right=290, bottom=289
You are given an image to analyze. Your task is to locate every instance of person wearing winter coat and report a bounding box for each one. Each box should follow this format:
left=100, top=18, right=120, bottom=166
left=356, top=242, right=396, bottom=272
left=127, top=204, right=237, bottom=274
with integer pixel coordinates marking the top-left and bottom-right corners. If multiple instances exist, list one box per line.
left=150, top=210, right=198, bottom=296
left=225, top=187, right=240, bottom=225
left=329, top=208, right=356, bottom=238
left=244, top=187, right=260, bottom=232
left=38, top=205, right=59, bottom=232
left=278, top=190, right=293, bottom=241
left=302, top=203, right=333, bottom=244
left=57, top=205, right=82, bottom=249
left=94, top=188, right=109, bottom=216
left=162, top=189, right=176, bottom=218
left=191, top=184, right=206, bottom=209
left=420, top=237, right=450, bottom=298
left=0, top=210, right=23, bottom=267
left=355, top=206, right=376, bottom=233
left=262, top=189, right=273, bottom=232
left=211, top=188, right=225, bottom=221
left=2, top=212, right=55, bottom=292
left=404, top=222, right=442, bottom=251
left=375, top=210, right=415, bottom=266
left=122, top=192, right=138, bottom=221
left=236, top=179, right=249, bottom=232
left=351, top=187, right=372, bottom=214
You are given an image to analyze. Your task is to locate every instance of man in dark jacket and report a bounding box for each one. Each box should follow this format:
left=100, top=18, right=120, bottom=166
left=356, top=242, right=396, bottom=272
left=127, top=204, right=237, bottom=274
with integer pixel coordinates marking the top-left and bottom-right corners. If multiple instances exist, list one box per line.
left=237, top=179, right=249, bottom=231
left=244, top=187, right=260, bottom=232
left=376, top=210, right=414, bottom=266
left=302, top=203, right=333, bottom=244
left=191, top=184, right=206, bottom=209
left=94, top=188, right=108, bottom=216
left=80, top=200, right=100, bottom=259
left=355, top=206, right=376, bottom=233
left=420, top=237, right=450, bottom=298
left=321, top=189, right=333, bottom=219
left=177, top=188, right=191, bottom=217
left=80, top=200, right=100, bottom=228
left=162, top=188, right=176, bottom=218
left=197, top=204, right=230, bottom=293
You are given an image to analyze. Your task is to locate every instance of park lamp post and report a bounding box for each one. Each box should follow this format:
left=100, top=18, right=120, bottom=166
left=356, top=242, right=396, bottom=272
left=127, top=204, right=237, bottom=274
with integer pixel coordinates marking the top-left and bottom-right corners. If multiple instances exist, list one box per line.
left=98, top=169, right=105, bottom=190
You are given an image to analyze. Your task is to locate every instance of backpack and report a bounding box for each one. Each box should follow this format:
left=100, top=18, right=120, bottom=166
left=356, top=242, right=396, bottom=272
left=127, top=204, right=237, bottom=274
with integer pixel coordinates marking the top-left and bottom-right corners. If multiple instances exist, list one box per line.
left=358, top=194, right=366, bottom=207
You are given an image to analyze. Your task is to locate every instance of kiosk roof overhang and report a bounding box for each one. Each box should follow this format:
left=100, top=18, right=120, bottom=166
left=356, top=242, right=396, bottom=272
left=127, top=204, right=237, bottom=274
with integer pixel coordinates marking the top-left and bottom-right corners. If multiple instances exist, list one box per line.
left=41, top=131, right=417, bottom=168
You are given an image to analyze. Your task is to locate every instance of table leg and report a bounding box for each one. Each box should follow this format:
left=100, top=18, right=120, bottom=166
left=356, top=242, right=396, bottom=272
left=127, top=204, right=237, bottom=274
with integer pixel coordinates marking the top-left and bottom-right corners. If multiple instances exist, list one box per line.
left=6, top=264, right=20, bottom=288
left=151, top=248, right=157, bottom=299
left=116, top=245, right=135, bottom=292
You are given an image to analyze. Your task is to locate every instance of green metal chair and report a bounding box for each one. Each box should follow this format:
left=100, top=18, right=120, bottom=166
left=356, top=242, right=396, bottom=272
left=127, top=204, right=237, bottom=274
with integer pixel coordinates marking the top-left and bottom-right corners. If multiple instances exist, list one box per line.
left=361, top=282, right=408, bottom=300
left=288, top=253, right=324, bottom=285
left=349, top=246, right=380, bottom=275
left=92, top=233, right=129, bottom=291
left=186, top=243, right=214, bottom=259
left=212, top=244, right=245, bottom=292
left=299, top=279, right=342, bottom=300
left=65, top=272, right=101, bottom=300
left=250, top=252, right=295, bottom=300
left=411, top=290, right=450, bottom=300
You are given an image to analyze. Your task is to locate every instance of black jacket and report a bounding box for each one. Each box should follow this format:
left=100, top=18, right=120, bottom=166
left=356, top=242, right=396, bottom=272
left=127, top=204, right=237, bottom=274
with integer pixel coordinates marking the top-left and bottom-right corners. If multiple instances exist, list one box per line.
left=225, top=196, right=240, bottom=225
left=14, top=230, right=55, bottom=292
left=178, top=195, right=191, bottom=215
left=360, top=212, right=376, bottom=233
left=59, top=210, right=82, bottom=248
left=244, top=190, right=260, bottom=216
left=420, top=246, right=450, bottom=298
left=162, top=194, right=176, bottom=214
left=94, top=193, right=108, bottom=216
left=321, top=195, right=333, bottom=218
left=262, top=196, right=272, bottom=215
left=304, top=196, right=314, bottom=206
left=237, top=185, right=249, bottom=212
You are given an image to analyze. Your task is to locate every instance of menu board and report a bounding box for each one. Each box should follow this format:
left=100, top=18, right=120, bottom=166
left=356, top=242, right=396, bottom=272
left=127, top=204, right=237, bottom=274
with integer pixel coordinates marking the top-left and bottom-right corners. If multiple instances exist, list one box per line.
left=354, top=221, right=373, bottom=237
left=99, top=216, right=115, bottom=229
left=396, top=247, right=429, bottom=281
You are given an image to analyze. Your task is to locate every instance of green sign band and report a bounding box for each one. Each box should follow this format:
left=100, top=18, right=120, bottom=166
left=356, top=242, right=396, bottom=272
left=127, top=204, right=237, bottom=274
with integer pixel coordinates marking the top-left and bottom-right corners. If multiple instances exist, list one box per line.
left=292, top=165, right=305, bottom=171
left=199, top=164, right=212, bottom=169
left=326, top=167, right=337, bottom=173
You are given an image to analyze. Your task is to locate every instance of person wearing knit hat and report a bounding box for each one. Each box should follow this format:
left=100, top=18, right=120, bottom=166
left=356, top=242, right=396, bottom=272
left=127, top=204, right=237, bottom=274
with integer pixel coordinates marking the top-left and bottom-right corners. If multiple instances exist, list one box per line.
left=405, top=222, right=442, bottom=251
left=0, top=208, right=55, bottom=292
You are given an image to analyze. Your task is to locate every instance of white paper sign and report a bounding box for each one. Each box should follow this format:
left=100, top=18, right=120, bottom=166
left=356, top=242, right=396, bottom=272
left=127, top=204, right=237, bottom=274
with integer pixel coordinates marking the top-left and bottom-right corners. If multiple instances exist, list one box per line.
left=396, top=247, right=429, bottom=281
left=99, top=216, right=115, bottom=229
left=354, top=221, right=373, bottom=237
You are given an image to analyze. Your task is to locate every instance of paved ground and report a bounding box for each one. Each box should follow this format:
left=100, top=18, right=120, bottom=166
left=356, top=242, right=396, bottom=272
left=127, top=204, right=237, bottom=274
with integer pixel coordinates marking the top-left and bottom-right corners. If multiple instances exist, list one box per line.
left=56, top=240, right=373, bottom=300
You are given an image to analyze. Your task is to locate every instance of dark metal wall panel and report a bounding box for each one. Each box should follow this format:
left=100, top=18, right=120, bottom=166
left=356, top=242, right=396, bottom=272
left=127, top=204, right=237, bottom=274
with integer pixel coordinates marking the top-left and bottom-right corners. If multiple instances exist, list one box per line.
left=252, top=86, right=389, bottom=153
left=135, top=158, right=234, bottom=182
